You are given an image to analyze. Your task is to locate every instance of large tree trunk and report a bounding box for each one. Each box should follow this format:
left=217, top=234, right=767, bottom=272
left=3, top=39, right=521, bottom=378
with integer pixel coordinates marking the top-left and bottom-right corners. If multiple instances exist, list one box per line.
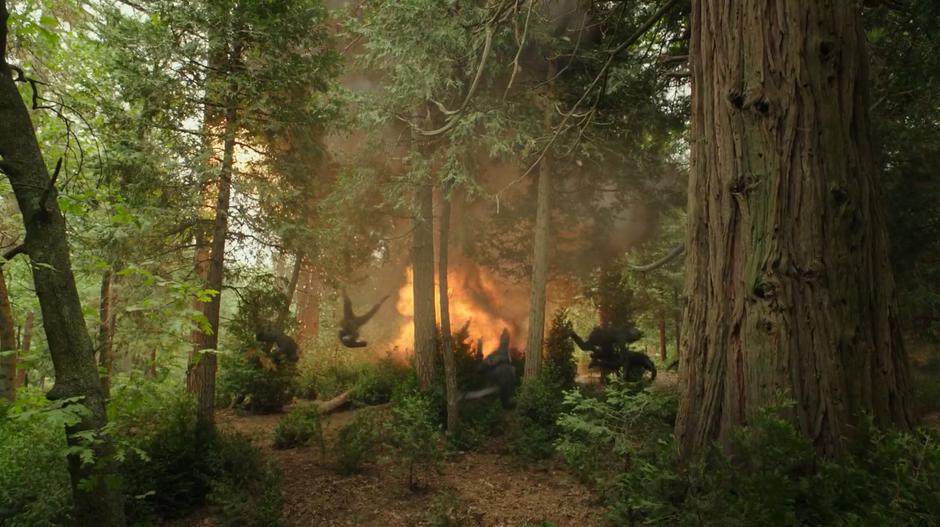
left=16, top=311, right=33, bottom=387
left=0, top=269, right=17, bottom=400
left=97, top=269, right=115, bottom=396
left=296, top=265, right=321, bottom=342
left=438, top=190, right=459, bottom=434
left=412, top=178, right=436, bottom=391
left=189, top=80, right=239, bottom=431
left=0, top=4, right=125, bottom=522
left=676, top=1, right=913, bottom=458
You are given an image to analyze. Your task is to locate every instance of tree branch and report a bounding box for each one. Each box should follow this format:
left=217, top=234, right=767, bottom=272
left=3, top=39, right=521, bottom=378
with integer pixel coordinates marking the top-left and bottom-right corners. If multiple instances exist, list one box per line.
left=628, top=244, right=685, bottom=272
left=1, top=244, right=25, bottom=266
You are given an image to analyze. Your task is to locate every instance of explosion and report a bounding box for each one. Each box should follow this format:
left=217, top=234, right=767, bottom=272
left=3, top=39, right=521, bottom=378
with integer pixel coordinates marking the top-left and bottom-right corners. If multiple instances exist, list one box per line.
left=392, top=263, right=528, bottom=356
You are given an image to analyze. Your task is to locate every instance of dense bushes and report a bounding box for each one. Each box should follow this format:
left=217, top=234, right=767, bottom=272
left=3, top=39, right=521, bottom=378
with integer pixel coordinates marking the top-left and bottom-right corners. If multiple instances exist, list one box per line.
left=273, top=404, right=324, bottom=451
left=334, top=410, right=382, bottom=474
left=510, top=372, right=567, bottom=461
left=388, top=392, right=444, bottom=489
left=555, top=381, right=940, bottom=526
left=0, top=391, right=72, bottom=527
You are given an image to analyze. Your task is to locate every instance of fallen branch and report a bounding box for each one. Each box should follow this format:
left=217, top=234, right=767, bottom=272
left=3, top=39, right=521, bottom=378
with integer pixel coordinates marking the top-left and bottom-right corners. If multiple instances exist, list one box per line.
left=315, top=389, right=353, bottom=414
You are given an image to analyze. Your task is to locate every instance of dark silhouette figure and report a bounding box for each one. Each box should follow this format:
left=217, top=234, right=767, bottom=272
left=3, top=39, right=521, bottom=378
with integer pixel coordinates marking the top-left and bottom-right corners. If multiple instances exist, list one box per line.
left=569, top=324, right=655, bottom=380
left=255, top=329, right=299, bottom=365
left=338, top=290, right=388, bottom=348
left=461, top=329, right=517, bottom=408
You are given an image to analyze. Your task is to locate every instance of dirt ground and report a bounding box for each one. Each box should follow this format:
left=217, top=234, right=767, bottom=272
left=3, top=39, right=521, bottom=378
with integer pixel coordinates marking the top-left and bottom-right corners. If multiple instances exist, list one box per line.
left=167, top=404, right=606, bottom=527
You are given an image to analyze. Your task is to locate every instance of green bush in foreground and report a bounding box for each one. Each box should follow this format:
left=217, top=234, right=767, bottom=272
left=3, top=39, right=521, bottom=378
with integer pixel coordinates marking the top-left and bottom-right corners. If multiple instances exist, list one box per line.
left=334, top=410, right=382, bottom=474
left=273, top=404, right=324, bottom=452
left=556, top=381, right=940, bottom=526
left=388, top=393, right=443, bottom=490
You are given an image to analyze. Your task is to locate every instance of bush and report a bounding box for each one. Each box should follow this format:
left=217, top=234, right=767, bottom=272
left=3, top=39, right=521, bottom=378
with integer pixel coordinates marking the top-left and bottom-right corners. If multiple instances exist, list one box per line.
left=353, top=356, right=411, bottom=406
left=426, top=489, right=479, bottom=527
left=116, top=389, right=284, bottom=525
left=273, top=404, right=324, bottom=451
left=334, top=410, right=382, bottom=474
left=388, top=393, right=444, bottom=490
left=510, top=372, right=568, bottom=462
left=556, top=386, right=940, bottom=527
left=296, top=353, right=361, bottom=401
left=544, top=309, right=577, bottom=390
left=0, top=391, right=71, bottom=527
left=207, top=432, right=284, bottom=527
left=450, top=397, right=506, bottom=451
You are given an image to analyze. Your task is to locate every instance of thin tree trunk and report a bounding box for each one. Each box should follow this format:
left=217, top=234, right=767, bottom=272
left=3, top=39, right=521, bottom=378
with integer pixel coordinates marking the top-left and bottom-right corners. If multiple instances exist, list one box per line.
left=525, top=60, right=556, bottom=381
left=677, top=1, right=912, bottom=458
left=673, top=288, right=680, bottom=363
left=0, top=269, right=17, bottom=400
left=438, top=189, right=459, bottom=434
left=189, top=75, right=240, bottom=431
left=0, top=4, right=125, bottom=521
left=16, top=311, right=32, bottom=387
left=275, top=253, right=303, bottom=329
left=97, top=269, right=115, bottom=396
left=412, top=178, right=436, bottom=391
left=658, top=306, right=666, bottom=363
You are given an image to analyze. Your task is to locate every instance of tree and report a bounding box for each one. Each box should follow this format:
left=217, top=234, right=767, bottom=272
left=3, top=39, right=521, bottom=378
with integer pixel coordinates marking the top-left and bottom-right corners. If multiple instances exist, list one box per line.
left=0, top=2, right=125, bottom=523
left=412, top=170, right=436, bottom=390
left=438, top=185, right=458, bottom=433
left=676, top=1, right=912, bottom=458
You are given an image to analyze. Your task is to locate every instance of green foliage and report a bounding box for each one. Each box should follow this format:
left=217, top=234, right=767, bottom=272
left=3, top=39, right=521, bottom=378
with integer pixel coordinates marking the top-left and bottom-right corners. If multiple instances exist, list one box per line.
left=352, top=356, right=412, bottom=406
left=219, top=278, right=297, bottom=413
left=273, top=404, right=324, bottom=452
left=207, top=433, right=285, bottom=527
left=334, top=410, right=382, bottom=475
left=450, top=397, right=506, bottom=451
left=510, top=373, right=568, bottom=462
left=543, top=309, right=577, bottom=390
left=116, top=389, right=283, bottom=524
left=556, top=379, right=677, bottom=483
left=0, top=391, right=71, bottom=527
left=388, top=393, right=444, bottom=490
left=557, top=387, right=940, bottom=526
left=295, top=350, right=360, bottom=401
left=426, top=489, right=478, bottom=527
left=913, top=350, right=940, bottom=415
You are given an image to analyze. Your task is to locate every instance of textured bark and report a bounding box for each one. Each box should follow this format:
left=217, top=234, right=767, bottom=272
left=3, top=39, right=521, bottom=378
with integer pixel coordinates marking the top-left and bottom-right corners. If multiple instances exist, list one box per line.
left=0, top=269, right=16, bottom=400
left=412, top=179, right=436, bottom=391
left=658, top=307, right=667, bottom=363
left=677, top=1, right=913, bottom=457
left=0, top=4, right=125, bottom=521
left=438, top=191, right=459, bottom=434
left=16, top=311, right=32, bottom=387
left=190, top=89, right=238, bottom=431
left=673, top=288, right=680, bottom=362
left=97, top=269, right=115, bottom=396
left=525, top=61, right=556, bottom=381
left=296, top=266, right=321, bottom=342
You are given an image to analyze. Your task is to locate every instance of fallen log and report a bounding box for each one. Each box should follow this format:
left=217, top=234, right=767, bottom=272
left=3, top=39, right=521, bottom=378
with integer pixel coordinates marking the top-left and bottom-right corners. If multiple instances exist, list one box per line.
left=314, top=389, right=353, bottom=414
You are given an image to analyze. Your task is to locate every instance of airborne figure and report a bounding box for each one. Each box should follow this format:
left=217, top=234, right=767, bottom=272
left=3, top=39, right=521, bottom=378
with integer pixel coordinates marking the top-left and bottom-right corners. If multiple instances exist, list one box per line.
left=338, top=290, right=388, bottom=348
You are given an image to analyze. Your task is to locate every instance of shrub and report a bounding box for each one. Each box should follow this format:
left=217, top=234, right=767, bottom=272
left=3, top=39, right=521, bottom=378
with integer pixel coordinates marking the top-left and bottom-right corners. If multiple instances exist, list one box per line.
left=334, top=410, right=382, bottom=474
left=0, top=391, right=71, bottom=527
left=207, top=432, right=284, bottom=527
left=296, top=353, right=361, bottom=401
left=510, top=372, right=568, bottom=462
left=353, top=356, right=411, bottom=406
left=273, top=404, right=324, bottom=452
left=388, top=393, right=444, bottom=490
left=544, top=309, right=577, bottom=390
left=450, top=397, right=506, bottom=451
left=116, top=389, right=284, bottom=525
left=426, top=489, right=479, bottom=527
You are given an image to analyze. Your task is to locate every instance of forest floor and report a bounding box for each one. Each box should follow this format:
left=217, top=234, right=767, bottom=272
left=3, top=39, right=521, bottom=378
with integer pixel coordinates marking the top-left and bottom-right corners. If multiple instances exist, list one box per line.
left=168, top=370, right=680, bottom=527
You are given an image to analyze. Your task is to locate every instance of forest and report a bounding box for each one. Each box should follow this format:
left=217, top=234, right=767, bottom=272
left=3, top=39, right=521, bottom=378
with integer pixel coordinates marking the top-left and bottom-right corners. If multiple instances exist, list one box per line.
left=1, top=0, right=939, bottom=526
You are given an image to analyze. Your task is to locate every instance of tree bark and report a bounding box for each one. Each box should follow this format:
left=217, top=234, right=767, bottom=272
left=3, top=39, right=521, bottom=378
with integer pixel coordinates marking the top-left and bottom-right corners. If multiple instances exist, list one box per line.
left=97, top=269, right=115, bottom=396
left=16, top=311, right=33, bottom=387
left=673, top=287, right=680, bottom=363
left=438, top=189, right=459, bottom=434
left=189, top=86, right=238, bottom=431
left=524, top=60, right=556, bottom=382
left=0, top=4, right=125, bottom=521
left=412, top=178, right=436, bottom=391
left=677, top=1, right=913, bottom=458
left=658, top=306, right=666, bottom=363
left=296, top=265, right=320, bottom=342
left=0, top=268, right=17, bottom=400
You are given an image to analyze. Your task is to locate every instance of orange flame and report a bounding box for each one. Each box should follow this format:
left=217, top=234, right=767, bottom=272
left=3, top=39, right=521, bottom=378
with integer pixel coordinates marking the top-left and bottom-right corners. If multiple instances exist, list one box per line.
left=392, top=264, right=527, bottom=356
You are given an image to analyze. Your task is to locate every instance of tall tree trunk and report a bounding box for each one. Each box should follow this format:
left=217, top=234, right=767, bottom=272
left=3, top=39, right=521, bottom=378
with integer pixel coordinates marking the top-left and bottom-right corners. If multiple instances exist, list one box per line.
left=438, top=189, right=458, bottom=434
left=97, top=269, right=115, bottom=396
left=524, top=62, right=556, bottom=382
left=275, top=253, right=303, bottom=329
left=0, top=269, right=17, bottom=401
left=676, top=1, right=912, bottom=458
left=16, top=311, right=33, bottom=387
left=412, top=178, right=436, bottom=391
left=0, top=4, right=125, bottom=522
left=189, top=83, right=239, bottom=431
left=658, top=306, right=666, bottom=363
left=673, top=287, right=680, bottom=363
left=296, top=265, right=320, bottom=342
